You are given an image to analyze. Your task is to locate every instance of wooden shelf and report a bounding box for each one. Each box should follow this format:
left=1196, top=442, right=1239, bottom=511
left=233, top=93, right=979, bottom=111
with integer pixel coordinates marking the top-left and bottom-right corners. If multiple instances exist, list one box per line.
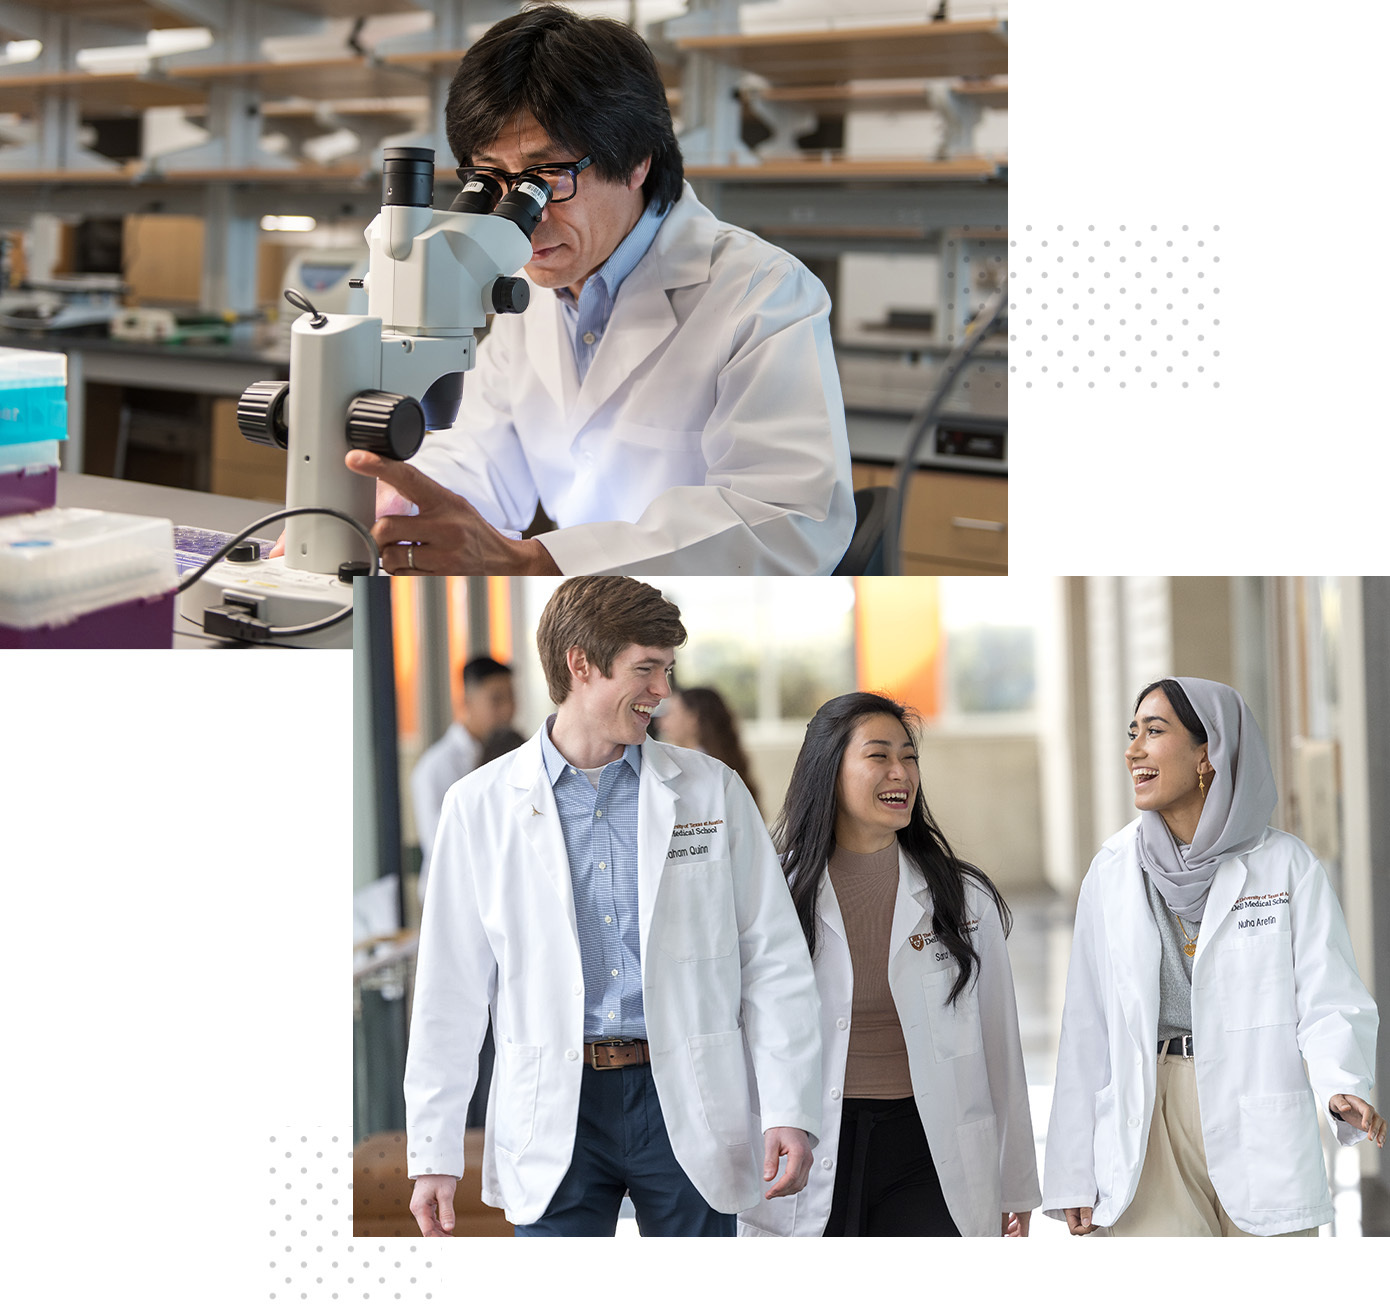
left=272, top=0, right=426, bottom=16
left=176, top=57, right=428, bottom=101
left=1, top=1, right=203, bottom=30
left=0, top=164, right=366, bottom=185
left=0, top=71, right=207, bottom=114
left=951, top=79, right=1008, bottom=110
left=676, top=20, right=1007, bottom=83
left=686, top=156, right=1004, bottom=182
left=259, top=97, right=428, bottom=123
left=4, top=0, right=422, bottom=16
left=757, top=82, right=932, bottom=113
left=381, top=49, right=471, bottom=70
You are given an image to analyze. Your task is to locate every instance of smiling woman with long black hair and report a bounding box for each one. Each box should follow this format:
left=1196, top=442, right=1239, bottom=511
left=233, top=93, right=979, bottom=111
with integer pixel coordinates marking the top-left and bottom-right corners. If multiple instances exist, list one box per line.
left=737, top=691, right=1040, bottom=1237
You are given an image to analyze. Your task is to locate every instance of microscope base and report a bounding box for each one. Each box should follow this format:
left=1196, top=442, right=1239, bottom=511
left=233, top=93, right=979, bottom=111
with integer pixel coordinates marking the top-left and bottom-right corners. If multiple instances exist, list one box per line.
left=178, top=557, right=356, bottom=648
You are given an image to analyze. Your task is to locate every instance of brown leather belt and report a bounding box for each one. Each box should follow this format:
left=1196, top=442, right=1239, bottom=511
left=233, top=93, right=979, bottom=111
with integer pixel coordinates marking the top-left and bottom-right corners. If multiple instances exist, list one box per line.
left=584, top=1038, right=652, bottom=1070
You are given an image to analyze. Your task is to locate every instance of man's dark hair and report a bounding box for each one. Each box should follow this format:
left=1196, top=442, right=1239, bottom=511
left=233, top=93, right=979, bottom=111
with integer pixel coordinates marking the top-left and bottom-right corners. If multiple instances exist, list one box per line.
left=462, top=655, right=512, bottom=690
left=445, top=5, right=684, bottom=213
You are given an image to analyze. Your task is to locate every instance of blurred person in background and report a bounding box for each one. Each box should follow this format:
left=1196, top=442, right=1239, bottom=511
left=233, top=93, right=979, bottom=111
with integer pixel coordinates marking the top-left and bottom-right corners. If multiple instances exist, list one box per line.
left=1044, top=677, right=1383, bottom=1237
left=410, top=656, right=515, bottom=901
left=739, top=691, right=1038, bottom=1237
left=478, top=725, right=527, bottom=768
left=658, top=686, right=760, bottom=808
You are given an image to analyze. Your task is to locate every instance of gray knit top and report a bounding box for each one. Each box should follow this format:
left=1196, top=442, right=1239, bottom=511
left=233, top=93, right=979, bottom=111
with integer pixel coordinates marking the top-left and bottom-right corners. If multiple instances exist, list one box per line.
left=1142, top=868, right=1196, bottom=1042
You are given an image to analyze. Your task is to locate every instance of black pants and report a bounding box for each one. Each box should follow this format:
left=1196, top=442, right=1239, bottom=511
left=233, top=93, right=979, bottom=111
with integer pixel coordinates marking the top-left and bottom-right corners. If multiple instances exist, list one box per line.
left=823, top=1096, right=960, bottom=1237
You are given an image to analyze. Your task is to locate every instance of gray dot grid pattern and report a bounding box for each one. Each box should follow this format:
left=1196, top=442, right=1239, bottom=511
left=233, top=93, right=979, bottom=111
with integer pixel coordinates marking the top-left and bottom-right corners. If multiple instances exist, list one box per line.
left=267, top=1130, right=438, bottom=1301
left=1008, top=225, right=1222, bottom=389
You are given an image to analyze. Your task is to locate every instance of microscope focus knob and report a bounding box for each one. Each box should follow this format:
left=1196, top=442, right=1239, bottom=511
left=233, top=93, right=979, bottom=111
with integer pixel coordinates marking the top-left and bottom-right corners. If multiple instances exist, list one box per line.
left=491, top=276, right=530, bottom=315
left=346, top=391, right=426, bottom=461
left=237, top=380, right=290, bottom=450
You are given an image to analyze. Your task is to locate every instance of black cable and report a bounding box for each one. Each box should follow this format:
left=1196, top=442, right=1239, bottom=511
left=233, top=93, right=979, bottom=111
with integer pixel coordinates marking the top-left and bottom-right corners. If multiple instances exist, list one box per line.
left=882, top=287, right=1007, bottom=575
left=176, top=505, right=381, bottom=642
left=284, top=287, right=327, bottom=328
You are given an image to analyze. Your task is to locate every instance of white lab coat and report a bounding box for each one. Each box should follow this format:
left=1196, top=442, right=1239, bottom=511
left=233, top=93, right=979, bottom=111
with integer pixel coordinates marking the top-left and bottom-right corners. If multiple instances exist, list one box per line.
left=1042, top=819, right=1378, bottom=1235
left=739, top=853, right=1040, bottom=1236
left=403, top=727, right=822, bottom=1225
left=408, top=183, right=855, bottom=575
left=409, top=721, right=481, bottom=897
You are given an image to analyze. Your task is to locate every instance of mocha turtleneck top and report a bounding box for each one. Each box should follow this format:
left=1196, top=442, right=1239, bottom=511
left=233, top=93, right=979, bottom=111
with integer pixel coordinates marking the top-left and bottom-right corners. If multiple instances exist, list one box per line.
left=827, top=841, right=914, bottom=1099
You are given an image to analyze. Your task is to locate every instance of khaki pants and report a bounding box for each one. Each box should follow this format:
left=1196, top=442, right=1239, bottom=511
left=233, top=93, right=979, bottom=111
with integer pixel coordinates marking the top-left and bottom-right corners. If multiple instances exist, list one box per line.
left=1108, top=1053, right=1319, bottom=1237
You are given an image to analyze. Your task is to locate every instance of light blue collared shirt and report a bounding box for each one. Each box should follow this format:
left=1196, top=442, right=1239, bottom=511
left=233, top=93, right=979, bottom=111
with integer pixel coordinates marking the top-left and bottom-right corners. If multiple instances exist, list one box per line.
left=539, top=716, right=646, bottom=1039
left=555, top=197, right=668, bottom=384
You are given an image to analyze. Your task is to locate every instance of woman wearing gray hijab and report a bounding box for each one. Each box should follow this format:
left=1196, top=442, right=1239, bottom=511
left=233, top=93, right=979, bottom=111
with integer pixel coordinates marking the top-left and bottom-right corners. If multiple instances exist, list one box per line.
left=1042, top=678, right=1383, bottom=1237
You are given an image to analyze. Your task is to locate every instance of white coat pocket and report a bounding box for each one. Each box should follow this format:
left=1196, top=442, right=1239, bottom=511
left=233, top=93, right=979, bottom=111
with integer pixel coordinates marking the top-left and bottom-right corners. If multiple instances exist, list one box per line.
left=493, top=1040, right=542, bottom=1156
left=922, top=970, right=984, bottom=1062
left=609, top=422, right=707, bottom=505
left=687, top=1029, right=752, bottom=1146
left=955, top=1114, right=1001, bottom=1228
left=1091, top=1081, right=1120, bottom=1202
left=1238, top=1090, right=1327, bottom=1212
left=657, top=859, right=738, bottom=961
left=1216, top=931, right=1297, bottom=1030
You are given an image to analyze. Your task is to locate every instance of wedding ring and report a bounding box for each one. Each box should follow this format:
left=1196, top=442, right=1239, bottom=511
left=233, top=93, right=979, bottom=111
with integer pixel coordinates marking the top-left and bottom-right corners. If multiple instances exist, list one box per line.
left=407, top=545, right=415, bottom=570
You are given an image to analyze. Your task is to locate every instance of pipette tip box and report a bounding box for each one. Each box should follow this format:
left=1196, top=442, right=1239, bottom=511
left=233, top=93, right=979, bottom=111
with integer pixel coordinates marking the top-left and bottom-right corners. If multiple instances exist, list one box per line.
left=0, top=507, right=176, bottom=648
left=0, top=346, right=67, bottom=517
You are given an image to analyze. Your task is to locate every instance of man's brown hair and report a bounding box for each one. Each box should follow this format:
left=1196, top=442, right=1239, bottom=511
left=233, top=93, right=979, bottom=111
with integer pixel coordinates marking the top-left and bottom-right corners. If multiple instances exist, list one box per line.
left=536, top=577, right=687, bottom=705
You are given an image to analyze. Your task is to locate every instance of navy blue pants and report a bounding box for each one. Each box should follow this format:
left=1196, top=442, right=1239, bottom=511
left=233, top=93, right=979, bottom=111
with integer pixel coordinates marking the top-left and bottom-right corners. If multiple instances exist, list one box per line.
left=514, top=1063, right=735, bottom=1237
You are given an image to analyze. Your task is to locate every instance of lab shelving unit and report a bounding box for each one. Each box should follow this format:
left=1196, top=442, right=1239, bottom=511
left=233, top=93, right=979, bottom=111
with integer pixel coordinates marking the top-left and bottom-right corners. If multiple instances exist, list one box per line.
left=665, top=3, right=1007, bottom=575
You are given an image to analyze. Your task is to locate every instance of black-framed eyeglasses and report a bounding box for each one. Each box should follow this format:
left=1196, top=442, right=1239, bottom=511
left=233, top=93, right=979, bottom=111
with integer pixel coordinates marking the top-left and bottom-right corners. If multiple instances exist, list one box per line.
left=455, top=156, right=593, bottom=203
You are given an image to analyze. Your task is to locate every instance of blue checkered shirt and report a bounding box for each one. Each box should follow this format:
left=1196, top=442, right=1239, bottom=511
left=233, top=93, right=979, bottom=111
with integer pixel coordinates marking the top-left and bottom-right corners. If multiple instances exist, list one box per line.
left=555, top=197, right=667, bottom=384
left=540, top=717, right=646, bottom=1039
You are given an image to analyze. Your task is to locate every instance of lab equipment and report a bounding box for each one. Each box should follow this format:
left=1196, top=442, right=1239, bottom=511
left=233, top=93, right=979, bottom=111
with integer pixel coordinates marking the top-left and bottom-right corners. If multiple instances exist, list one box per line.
left=883, top=286, right=1006, bottom=574
left=0, top=345, right=67, bottom=516
left=0, top=507, right=177, bottom=648
left=178, top=146, right=546, bottom=646
left=276, top=249, right=368, bottom=350
left=0, top=274, right=126, bottom=332
left=109, top=307, right=241, bottom=346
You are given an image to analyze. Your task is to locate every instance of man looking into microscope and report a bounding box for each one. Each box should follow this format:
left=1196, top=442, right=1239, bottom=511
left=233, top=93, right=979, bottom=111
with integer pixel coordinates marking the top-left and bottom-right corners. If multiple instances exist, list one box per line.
left=345, top=5, right=854, bottom=576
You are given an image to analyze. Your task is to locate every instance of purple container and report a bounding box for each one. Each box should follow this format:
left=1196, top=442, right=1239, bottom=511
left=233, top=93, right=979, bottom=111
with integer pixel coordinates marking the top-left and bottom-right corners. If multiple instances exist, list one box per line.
left=0, top=589, right=175, bottom=648
left=0, top=465, right=57, bottom=517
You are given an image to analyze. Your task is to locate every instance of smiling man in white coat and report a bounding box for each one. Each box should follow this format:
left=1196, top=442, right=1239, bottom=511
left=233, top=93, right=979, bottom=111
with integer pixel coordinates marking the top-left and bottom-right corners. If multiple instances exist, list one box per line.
left=345, top=6, right=855, bottom=577
left=404, top=576, right=822, bottom=1235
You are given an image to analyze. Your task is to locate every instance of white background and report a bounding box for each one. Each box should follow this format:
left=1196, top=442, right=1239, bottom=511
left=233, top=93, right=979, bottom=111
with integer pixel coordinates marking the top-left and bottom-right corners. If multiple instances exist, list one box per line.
left=1010, top=0, right=1390, bottom=579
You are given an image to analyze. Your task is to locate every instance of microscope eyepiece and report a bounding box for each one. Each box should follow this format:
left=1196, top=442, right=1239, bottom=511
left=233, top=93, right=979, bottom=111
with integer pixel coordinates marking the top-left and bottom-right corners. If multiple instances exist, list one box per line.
left=381, top=147, right=435, bottom=209
left=450, top=173, right=506, bottom=215
left=493, top=176, right=551, bottom=238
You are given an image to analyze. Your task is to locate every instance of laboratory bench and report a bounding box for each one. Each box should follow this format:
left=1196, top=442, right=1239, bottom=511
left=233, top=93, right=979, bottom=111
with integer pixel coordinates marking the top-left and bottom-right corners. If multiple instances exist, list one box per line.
left=0, top=328, right=287, bottom=475
left=846, top=404, right=1006, bottom=577
left=55, top=470, right=285, bottom=648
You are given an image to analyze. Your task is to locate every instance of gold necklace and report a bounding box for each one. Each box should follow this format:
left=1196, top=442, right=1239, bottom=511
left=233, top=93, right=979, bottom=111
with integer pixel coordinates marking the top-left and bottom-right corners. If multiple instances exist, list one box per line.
left=1174, top=913, right=1199, bottom=958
